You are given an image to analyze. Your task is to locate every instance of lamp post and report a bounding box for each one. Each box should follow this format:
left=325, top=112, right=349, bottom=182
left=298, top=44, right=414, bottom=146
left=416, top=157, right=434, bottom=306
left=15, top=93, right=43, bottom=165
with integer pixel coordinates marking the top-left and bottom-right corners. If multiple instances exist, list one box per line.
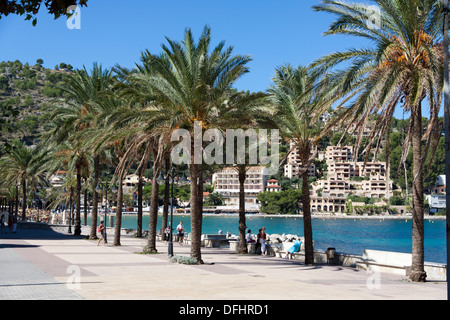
left=157, top=169, right=175, bottom=257
left=65, top=187, right=73, bottom=234
left=157, top=169, right=189, bottom=257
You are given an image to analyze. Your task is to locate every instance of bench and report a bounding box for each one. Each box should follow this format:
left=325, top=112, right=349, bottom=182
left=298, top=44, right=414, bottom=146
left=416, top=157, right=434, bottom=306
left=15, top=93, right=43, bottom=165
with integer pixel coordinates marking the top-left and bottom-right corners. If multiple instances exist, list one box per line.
left=356, top=249, right=412, bottom=276
left=275, top=241, right=305, bottom=259
left=203, top=234, right=228, bottom=248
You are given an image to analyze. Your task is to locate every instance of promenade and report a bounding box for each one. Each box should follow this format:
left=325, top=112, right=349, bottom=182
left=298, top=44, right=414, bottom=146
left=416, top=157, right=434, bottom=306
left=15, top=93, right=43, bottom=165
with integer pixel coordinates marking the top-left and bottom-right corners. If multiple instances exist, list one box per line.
left=0, top=227, right=446, bottom=301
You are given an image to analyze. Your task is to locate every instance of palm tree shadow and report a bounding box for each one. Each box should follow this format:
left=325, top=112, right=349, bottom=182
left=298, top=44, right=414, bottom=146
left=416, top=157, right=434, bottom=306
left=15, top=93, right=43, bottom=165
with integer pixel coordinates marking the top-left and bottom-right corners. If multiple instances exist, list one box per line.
left=0, top=243, right=39, bottom=249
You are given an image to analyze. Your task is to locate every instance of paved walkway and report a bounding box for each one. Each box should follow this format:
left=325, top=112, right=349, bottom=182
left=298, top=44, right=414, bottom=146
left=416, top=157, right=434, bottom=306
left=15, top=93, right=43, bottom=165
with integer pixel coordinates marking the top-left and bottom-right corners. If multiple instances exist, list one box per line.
left=0, top=228, right=447, bottom=300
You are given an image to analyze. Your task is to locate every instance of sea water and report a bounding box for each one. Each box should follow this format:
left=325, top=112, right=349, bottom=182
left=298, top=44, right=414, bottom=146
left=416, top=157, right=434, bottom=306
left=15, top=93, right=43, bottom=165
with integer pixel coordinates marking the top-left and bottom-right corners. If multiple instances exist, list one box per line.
left=90, top=214, right=446, bottom=264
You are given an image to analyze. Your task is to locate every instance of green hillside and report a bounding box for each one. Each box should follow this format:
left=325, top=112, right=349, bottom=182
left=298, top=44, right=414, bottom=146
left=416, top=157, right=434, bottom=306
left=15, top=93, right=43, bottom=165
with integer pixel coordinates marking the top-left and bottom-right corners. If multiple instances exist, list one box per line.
left=0, top=59, right=73, bottom=145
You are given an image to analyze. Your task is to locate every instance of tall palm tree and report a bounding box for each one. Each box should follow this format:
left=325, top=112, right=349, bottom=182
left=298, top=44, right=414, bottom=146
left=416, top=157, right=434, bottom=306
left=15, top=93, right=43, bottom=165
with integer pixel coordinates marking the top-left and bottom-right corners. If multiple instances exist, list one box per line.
left=221, top=91, right=275, bottom=254
left=44, top=63, right=113, bottom=238
left=0, top=140, right=48, bottom=220
left=124, top=26, right=252, bottom=263
left=312, top=0, right=445, bottom=281
left=268, top=64, right=324, bottom=265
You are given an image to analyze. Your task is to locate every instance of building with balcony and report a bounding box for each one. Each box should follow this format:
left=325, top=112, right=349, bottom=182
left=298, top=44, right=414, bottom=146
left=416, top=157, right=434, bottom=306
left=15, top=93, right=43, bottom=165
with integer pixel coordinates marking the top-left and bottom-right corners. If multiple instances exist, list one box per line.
left=284, top=141, right=316, bottom=179
left=212, top=166, right=270, bottom=206
left=310, top=146, right=393, bottom=213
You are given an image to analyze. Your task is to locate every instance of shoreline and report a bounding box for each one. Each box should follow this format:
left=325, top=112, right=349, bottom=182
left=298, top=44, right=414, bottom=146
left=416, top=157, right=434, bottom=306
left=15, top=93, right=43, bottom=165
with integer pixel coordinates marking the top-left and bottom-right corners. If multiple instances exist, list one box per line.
left=94, top=211, right=446, bottom=220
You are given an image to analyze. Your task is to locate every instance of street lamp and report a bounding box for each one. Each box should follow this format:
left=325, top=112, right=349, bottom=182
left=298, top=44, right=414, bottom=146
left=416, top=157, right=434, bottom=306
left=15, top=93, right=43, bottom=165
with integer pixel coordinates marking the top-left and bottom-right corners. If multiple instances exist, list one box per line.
left=157, top=168, right=179, bottom=257
left=65, top=187, right=73, bottom=234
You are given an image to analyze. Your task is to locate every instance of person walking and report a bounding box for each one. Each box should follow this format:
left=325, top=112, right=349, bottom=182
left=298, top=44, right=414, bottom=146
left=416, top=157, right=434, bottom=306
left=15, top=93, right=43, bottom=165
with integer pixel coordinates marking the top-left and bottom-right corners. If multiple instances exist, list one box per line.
left=176, top=221, right=185, bottom=245
left=259, top=227, right=267, bottom=255
left=97, top=221, right=106, bottom=246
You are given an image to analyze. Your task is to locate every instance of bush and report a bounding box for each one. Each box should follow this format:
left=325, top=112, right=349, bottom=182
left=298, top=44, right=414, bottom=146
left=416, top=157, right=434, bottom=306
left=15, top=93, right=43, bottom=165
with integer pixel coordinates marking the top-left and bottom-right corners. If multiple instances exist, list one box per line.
left=170, top=255, right=198, bottom=265
left=389, top=195, right=405, bottom=206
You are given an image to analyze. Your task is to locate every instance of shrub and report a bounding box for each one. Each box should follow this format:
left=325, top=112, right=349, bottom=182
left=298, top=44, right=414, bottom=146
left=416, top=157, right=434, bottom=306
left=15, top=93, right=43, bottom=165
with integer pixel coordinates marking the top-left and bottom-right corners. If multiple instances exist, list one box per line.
left=170, top=255, right=198, bottom=265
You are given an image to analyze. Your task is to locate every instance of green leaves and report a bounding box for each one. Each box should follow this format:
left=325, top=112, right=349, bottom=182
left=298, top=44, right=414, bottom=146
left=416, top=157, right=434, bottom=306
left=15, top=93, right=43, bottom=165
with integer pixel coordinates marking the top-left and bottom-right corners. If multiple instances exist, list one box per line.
left=257, top=189, right=302, bottom=215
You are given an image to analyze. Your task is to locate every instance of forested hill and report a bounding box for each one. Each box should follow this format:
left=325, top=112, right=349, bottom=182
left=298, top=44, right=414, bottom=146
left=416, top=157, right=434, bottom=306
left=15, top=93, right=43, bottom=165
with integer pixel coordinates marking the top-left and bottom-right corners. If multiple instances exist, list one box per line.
left=0, top=59, right=73, bottom=146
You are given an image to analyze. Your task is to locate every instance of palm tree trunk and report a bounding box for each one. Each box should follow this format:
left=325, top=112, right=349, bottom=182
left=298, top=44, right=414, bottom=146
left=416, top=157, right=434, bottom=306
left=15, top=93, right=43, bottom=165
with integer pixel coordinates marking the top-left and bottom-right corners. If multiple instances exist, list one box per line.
left=84, top=181, right=88, bottom=226
left=89, top=155, right=99, bottom=240
left=15, top=185, right=19, bottom=217
left=238, top=169, right=248, bottom=254
left=21, top=178, right=26, bottom=220
left=145, top=165, right=161, bottom=253
left=301, top=151, right=314, bottom=265
left=409, top=102, right=426, bottom=282
left=162, top=157, right=171, bottom=241
left=190, top=162, right=203, bottom=263
left=113, top=173, right=124, bottom=246
left=137, top=174, right=143, bottom=238
left=74, top=163, right=82, bottom=236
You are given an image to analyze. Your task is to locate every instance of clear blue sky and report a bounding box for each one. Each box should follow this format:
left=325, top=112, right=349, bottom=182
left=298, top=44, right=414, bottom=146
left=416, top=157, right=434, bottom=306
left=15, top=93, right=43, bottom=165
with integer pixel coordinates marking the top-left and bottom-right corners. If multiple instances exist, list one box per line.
left=0, top=0, right=434, bottom=119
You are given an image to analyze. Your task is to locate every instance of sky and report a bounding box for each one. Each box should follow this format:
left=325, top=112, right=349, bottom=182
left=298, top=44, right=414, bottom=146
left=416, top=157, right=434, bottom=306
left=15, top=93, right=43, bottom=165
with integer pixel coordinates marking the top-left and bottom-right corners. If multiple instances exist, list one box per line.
left=0, top=0, right=436, bottom=119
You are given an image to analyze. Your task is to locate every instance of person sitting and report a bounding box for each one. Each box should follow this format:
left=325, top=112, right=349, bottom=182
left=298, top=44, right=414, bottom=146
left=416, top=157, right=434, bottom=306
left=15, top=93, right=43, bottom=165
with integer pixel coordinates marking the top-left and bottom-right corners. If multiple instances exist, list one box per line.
left=284, top=240, right=302, bottom=259
left=246, top=229, right=255, bottom=243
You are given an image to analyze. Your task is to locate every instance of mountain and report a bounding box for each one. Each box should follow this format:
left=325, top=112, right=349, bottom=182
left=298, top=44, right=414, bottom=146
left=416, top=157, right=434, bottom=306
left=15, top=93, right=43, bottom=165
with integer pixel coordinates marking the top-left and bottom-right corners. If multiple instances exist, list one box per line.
left=0, top=59, right=73, bottom=146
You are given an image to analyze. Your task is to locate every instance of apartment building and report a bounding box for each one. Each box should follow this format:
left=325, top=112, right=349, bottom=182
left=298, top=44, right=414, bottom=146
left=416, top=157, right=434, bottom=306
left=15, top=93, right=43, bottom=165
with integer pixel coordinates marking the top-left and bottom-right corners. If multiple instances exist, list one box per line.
left=310, top=145, right=392, bottom=213
left=212, top=166, right=270, bottom=206
left=48, top=170, right=67, bottom=188
left=122, top=174, right=150, bottom=195
left=284, top=141, right=316, bottom=179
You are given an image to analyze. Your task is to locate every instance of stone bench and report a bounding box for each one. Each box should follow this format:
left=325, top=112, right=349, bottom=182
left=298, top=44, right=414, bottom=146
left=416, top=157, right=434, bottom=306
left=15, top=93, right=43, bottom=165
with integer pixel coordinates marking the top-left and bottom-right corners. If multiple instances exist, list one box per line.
left=202, top=234, right=228, bottom=248
left=228, top=240, right=257, bottom=253
left=356, top=249, right=413, bottom=276
left=275, top=241, right=305, bottom=258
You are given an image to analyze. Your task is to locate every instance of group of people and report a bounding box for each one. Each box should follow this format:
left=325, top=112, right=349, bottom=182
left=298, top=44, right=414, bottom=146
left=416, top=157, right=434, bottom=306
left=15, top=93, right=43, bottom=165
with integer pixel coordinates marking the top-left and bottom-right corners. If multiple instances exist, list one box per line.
left=246, top=227, right=302, bottom=258
left=164, top=221, right=185, bottom=245
left=0, top=213, right=18, bottom=234
left=246, top=226, right=268, bottom=255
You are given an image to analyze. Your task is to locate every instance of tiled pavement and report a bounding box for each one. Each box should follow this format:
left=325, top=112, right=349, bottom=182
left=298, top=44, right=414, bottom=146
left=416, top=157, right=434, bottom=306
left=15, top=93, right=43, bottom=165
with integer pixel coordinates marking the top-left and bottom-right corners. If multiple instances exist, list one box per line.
left=0, top=228, right=447, bottom=300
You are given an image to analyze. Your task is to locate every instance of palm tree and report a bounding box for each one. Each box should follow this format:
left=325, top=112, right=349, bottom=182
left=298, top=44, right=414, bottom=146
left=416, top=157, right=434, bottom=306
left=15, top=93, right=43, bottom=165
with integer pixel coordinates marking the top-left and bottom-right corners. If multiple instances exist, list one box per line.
left=0, top=140, right=48, bottom=220
left=44, top=63, right=114, bottom=238
left=122, top=26, right=252, bottom=263
left=268, top=64, right=325, bottom=265
left=221, top=91, right=275, bottom=254
left=312, top=0, right=445, bottom=281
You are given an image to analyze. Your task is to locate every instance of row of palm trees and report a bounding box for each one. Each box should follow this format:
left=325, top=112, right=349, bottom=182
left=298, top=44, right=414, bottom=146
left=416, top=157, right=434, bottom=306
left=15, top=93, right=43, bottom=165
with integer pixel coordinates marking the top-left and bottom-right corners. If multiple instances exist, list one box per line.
left=0, top=0, right=446, bottom=282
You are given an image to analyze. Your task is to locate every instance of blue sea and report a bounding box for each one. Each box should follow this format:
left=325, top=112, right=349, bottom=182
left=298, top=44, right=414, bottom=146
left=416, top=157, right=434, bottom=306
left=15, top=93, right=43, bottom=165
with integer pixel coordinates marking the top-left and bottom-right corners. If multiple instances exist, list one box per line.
left=94, top=214, right=447, bottom=264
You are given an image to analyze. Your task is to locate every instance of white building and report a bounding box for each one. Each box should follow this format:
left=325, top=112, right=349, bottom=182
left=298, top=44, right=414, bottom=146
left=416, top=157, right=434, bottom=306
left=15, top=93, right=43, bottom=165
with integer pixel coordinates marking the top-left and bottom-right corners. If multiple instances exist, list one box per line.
left=212, top=166, right=269, bottom=207
left=48, top=170, right=67, bottom=188
left=284, top=140, right=316, bottom=179
left=426, top=194, right=446, bottom=214
left=265, top=179, right=282, bottom=192
left=122, top=174, right=150, bottom=195
left=310, top=146, right=393, bottom=213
